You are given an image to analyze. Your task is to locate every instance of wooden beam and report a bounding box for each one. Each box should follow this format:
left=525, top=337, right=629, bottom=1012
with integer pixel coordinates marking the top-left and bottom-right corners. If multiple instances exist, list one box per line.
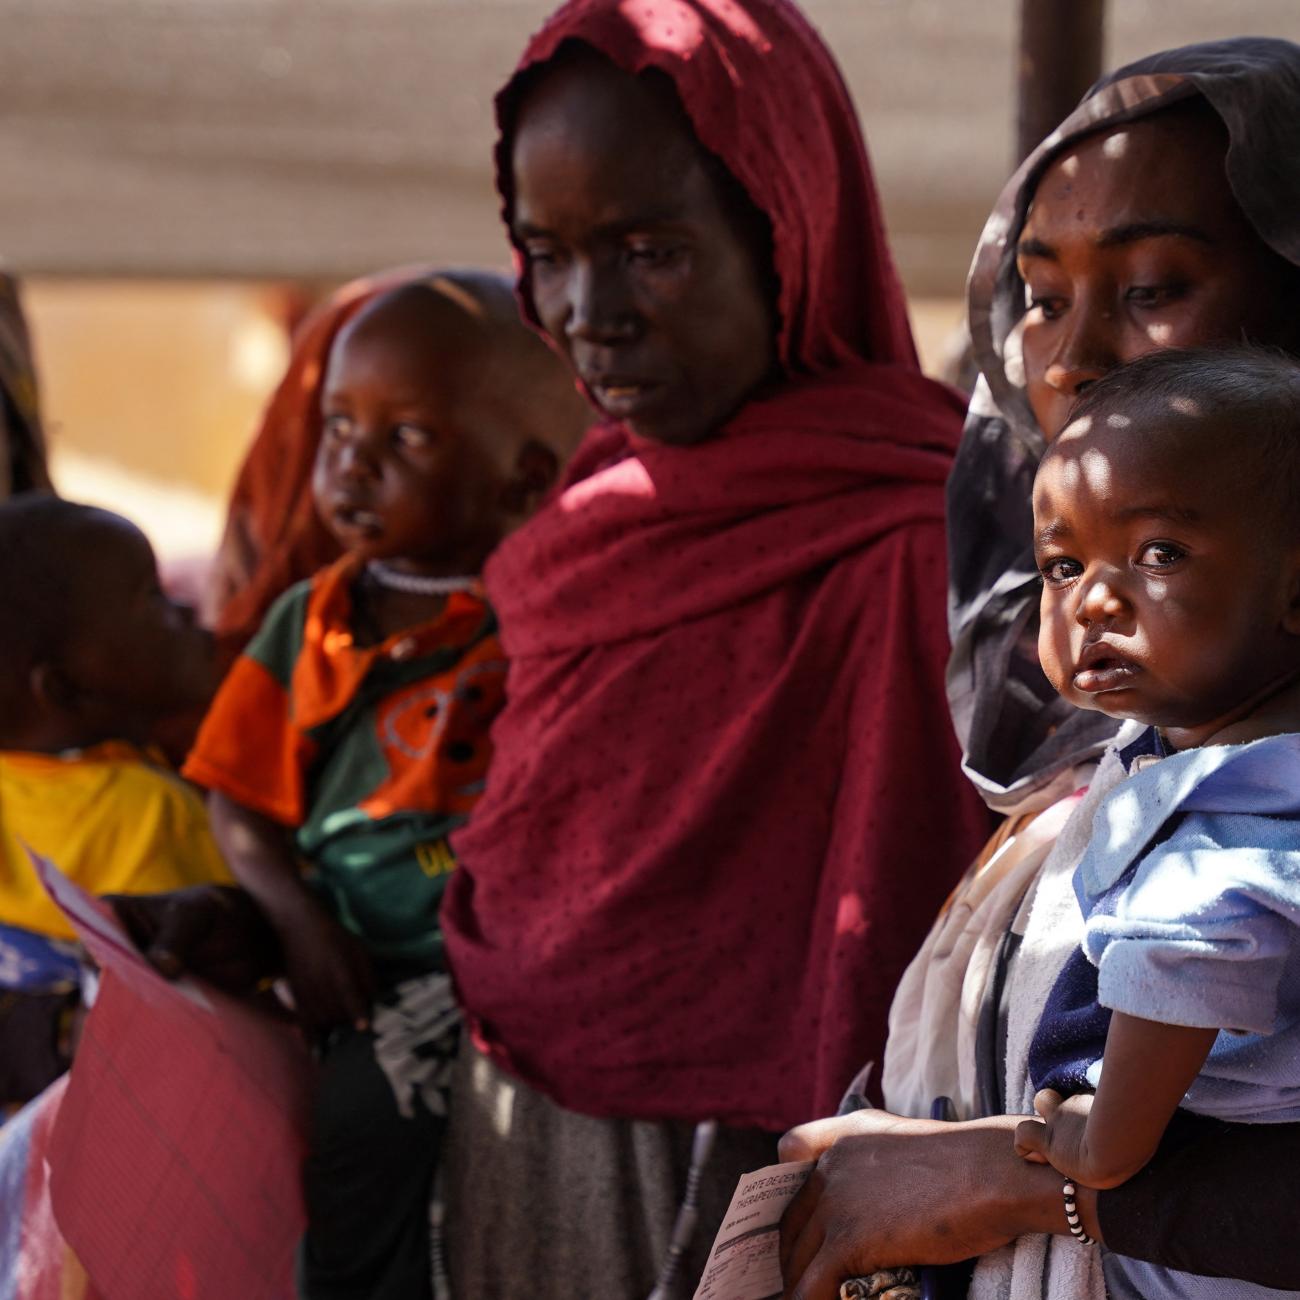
left=1017, top=0, right=1106, bottom=162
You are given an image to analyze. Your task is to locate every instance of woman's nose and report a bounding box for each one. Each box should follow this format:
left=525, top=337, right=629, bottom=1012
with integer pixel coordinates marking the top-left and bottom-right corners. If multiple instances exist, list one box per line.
left=565, top=260, right=638, bottom=346
left=1044, top=297, right=1119, bottom=398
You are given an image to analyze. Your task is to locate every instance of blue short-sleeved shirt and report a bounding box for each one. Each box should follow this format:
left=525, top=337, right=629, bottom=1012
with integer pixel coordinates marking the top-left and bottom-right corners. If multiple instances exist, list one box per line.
left=1031, top=728, right=1300, bottom=1122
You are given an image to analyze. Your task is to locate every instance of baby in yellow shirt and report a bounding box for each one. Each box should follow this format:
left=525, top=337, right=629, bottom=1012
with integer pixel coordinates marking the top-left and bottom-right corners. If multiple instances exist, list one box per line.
left=0, top=495, right=231, bottom=944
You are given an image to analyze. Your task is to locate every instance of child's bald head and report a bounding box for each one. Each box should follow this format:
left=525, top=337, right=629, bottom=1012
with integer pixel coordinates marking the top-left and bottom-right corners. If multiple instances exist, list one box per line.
left=315, top=273, right=587, bottom=567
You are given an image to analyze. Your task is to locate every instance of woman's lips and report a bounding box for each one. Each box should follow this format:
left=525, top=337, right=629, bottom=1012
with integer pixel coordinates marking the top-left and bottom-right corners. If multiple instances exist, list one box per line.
left=588, top=379, right=662, bottom=418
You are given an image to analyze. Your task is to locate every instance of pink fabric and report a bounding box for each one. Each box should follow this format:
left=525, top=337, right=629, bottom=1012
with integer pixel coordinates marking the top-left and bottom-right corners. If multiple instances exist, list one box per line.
left=445, top=0, right=990, bottom=1131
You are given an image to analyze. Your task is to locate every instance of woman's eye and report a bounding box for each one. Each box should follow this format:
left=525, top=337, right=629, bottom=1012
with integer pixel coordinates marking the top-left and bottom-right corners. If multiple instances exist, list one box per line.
left=627, top=242, right=681, bottom=267
left=1137, top=541, right=1185, bottom=568
left=1027, top=294, right=1067, bottom=322
left=1040, top=556, right=1082, bottom=585
left=523, top=243, right=561, bottom=269
left=393, top=424, right=434, bottom=450
left=322, top=414, right=351, bottom=440
left=1125, top=283, right=1187, bottom=309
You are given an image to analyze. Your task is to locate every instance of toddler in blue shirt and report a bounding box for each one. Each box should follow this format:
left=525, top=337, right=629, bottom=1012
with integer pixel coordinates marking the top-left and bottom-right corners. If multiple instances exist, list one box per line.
left=1016, top=347, right=1300, bottom=1300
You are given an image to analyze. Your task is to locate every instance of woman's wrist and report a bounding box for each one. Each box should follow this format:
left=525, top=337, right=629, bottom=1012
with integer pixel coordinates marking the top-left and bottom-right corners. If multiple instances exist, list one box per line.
left=959, top=1115, right=1105, bottom=1245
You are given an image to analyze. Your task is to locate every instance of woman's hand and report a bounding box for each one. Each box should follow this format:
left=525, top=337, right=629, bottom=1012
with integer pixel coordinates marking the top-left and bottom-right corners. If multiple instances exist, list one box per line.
left=777, top=1109, right=1075, bottom=1300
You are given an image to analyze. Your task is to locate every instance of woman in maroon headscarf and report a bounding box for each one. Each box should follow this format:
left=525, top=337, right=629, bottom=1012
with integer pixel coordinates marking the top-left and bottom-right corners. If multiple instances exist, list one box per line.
left=439, top=0, right=989, bottom=1293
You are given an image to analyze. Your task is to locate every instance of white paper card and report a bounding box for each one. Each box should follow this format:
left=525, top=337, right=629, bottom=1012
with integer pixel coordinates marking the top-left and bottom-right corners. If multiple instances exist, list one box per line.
left=692, top=1159, right=814, bottom=1300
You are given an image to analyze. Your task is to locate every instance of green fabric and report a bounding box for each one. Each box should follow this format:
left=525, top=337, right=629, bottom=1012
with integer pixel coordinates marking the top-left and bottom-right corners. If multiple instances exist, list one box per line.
left=244, top=579, right=313, bottom=689
left=293, top=615, right=498, bottom=975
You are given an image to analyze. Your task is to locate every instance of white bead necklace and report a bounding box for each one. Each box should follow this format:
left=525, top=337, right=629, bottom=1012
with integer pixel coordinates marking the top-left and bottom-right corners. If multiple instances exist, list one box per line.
left=366, top=561, right=476, bottom=597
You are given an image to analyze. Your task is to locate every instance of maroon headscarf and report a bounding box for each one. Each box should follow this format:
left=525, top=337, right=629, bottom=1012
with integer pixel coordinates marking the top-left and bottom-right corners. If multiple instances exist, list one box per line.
left=444, top=0, right=989, bottom=1130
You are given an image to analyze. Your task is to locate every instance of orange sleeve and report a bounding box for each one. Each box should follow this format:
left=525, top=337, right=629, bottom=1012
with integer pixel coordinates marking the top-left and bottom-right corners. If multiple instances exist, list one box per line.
left=182, top=656, right=312, bottom=826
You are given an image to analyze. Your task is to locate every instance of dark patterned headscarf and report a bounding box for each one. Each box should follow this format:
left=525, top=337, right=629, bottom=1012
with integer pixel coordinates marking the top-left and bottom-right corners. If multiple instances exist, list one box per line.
left=0, top=273, right=48, bottom=497
left=947, top=37, right=1300, bottom=812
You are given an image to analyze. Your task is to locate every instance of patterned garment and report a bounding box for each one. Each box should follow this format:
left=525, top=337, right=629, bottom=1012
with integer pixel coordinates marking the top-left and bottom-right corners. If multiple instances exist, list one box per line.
left=185, top=555, right=505, bottom=973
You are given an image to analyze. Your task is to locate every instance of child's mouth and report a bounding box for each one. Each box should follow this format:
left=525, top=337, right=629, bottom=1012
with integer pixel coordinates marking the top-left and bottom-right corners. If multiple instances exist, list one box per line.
left=1073, top=645, right=1140, bottom=694
left=333, top=503, right=383, bottom=536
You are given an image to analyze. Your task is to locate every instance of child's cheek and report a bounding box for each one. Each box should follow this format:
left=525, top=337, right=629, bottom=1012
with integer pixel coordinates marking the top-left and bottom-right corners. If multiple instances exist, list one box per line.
left=1037, top=590, right=1073, bottom=696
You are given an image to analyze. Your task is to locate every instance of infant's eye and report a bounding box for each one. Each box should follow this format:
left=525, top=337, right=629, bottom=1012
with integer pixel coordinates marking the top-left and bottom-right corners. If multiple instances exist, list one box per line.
left=322, top=414, right=351, bottom=441
left=1040, top=556, right=1082, bottom=585
left=1137, top=541, right=1185, bottom=568
left=393, top=423, right=434, bottom=450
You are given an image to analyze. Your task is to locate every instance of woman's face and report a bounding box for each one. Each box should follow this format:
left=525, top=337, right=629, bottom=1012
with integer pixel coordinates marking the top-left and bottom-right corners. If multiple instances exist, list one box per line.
left=509, top=55, right=776, bottom=446
left=1018, top=106, right=1298, bottom=440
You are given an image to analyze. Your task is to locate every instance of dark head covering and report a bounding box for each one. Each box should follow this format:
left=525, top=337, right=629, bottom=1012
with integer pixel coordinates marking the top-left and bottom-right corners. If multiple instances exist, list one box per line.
left=0, top=274, right=50, bottom=497
left=947, top=37, right=1300, bottom=812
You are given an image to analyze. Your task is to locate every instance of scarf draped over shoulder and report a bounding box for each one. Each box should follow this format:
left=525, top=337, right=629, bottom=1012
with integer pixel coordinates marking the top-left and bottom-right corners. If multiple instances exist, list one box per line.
left=445, top=0, right=990, bottom=1131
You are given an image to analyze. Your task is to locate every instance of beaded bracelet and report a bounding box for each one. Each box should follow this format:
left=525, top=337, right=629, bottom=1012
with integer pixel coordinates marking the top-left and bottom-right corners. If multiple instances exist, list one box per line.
left=1062, top=1179, right=1096, bottom=1245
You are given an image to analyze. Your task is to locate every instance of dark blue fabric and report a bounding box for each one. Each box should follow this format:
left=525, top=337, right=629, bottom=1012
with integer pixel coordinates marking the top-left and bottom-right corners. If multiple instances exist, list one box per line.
left=1028, top=944, right=1109, bottom=1095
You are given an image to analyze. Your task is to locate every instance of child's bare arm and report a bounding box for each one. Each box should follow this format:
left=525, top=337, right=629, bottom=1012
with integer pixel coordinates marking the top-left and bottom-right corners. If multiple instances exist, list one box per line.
left=1014, top=1012, right=1218, bottom=1188
left=208, top=791, right=374, bottom=1032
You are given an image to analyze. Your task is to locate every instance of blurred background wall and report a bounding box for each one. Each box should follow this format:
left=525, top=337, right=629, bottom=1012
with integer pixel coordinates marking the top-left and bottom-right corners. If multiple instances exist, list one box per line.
left=1, top=0, right=1295, bottom=558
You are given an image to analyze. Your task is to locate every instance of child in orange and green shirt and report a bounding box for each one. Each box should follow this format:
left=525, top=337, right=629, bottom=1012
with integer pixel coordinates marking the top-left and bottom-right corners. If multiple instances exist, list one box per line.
left=184, top=281, right=564, bottom=1300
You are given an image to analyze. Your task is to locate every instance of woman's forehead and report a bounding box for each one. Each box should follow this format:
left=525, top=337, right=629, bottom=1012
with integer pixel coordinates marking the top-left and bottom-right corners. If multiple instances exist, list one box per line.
left=1024, top=110, right=1239, bottom=241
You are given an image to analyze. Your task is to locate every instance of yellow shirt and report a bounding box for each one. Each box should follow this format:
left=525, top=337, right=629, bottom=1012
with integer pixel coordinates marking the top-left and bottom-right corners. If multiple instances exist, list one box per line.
left=0, top=742, right=232, bottom=941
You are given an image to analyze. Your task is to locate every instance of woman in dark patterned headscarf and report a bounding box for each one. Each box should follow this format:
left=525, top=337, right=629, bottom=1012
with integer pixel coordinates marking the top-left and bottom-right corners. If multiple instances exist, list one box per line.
left=948, top=36, right=1300, bottom=814
left=783, top=37, right=1300, bottom=1300
left=0, top=273, right=50, bottom=499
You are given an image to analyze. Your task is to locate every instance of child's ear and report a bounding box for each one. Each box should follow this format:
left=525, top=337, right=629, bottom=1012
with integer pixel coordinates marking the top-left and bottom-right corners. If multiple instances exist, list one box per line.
left=29, top=661, right=77, bottom=715
left=500, top=439, right=559, bottom=517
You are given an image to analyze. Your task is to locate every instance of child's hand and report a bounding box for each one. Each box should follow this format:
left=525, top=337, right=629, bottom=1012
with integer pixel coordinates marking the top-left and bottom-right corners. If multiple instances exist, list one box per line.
left=1013, top=1088, right=1095, bottom=1178
left=280, top=908, right=376, bottom=1035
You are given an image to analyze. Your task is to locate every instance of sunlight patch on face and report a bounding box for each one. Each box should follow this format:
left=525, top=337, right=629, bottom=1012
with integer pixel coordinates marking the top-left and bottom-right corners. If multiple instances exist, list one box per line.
left=1080, top=445, right=1114, bottom=495
left=1145, top=321, right=1175, bottom=345
left=1101, top=131, right=1130, bottom=160
left=1054, top=413, right=1094, bottom=448
left=1058, top=154, right=1080, bottom=179
left=619, top=0, right=706, bottom=54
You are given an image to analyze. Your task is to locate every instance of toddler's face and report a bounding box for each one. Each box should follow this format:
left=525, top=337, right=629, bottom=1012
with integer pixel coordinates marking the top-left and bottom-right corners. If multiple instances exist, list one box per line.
left=1033, top=415, right=1300, bottom=746
left=63, top=514, right=217, bottom=732
left=313, top=301, right=505, bottom=572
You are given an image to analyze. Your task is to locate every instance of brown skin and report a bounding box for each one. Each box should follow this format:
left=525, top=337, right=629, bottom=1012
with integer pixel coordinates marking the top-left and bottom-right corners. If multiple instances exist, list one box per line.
left=1018, top=105, right=1300, bottom=441
left=214, top=284, right=565, bottom=1034
left=3, top=510, right=217, bottom=753
left=509, top=52, right=777, bottom=446
left=1019, top=413, right=1300, bottom=1188
left=781, top=103, right=1300, bottom=1299
left=777, top=1110, right=1095, bottom=1300
left=1034, top=417, right=1300, bottom=747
